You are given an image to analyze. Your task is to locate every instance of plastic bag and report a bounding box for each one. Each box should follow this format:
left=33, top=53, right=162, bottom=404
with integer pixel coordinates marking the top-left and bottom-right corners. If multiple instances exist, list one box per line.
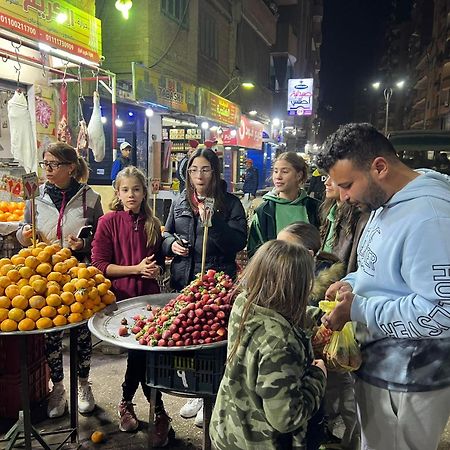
left=318, top=300, right=362, bottom=372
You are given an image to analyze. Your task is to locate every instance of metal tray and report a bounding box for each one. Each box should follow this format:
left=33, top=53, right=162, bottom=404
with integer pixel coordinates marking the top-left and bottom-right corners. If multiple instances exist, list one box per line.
left=88, top=293, right=227, bottom=352
left=0, top=319, right=87, bottom=336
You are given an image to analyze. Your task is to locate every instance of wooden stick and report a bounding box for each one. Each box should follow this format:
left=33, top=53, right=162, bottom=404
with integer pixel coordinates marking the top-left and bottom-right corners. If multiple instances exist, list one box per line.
left=153, top=193, right=157, bottom=216
left=201, top=225, right=209, bottom=276
left=30, top=196, right=36, bottom=248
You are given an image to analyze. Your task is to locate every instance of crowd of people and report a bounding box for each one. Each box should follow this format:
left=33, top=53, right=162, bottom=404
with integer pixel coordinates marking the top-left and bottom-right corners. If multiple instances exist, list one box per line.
left=15, top=122, right=450, bottom=450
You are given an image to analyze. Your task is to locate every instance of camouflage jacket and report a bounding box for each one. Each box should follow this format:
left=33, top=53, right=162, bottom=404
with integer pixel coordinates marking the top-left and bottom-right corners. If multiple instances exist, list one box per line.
left=210, top=293, right=326, bottom=450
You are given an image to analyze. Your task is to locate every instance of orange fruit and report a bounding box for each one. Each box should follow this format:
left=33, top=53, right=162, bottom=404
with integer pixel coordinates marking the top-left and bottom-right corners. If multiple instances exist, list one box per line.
left=46, top=294, right=61, bottom=307
left=69, top=267, right=79, bottom=278
left=47, top=271, right=62, bottom=283
left=16, top=279, right=27, bottom=290
left=0, top=264, right=14, bottom=276
left=20, top=285, right=35, bottom=299
left=31, top=279, right=47, bottom=295
left=0, top=296, right=10, bottom=309
left=77, top=267, right=91, bottom=280
left=70, top=302, right=84, bottom=313
left=97, top=283, right=109, bottom=296
left=26, top=308, right=41, bottom=321
left=36, top=263, right=52, bottom=276
left=57, top=304, right=70, bottom=316
left=5, top=284, right=20, bottom=299
left=48, top=244, right=61, bottom=254
left=61, top=274, right=71, bottom=285
left=53, top=315, right=67, bottom=327
left=75, top=290, right=88, bottom=303
left=40, top=305, right=57, bottom=318
left=88, top=287, right=98, bottom=300
left=90, top=431, right=104, bottom=444
left=84, top=299, right=96, bottom=310
left=46, top=284, right=61, bottom=295
left=51, top=253, right=64, bottom=265
left=78, top=263, right=87, bottom=268
left=0, top=257, right=12, bottom=267
left=19, top=266, right=34, bottom=279
left=1, top=318, right=18, bottom=332
left=29, top=274, right=44, bottom=284
left=8, top=307, right=25, bottom=322
left=36, top=251, right=51, bottom=263
left=59, top=248, right=72, bottom=259
left=10, top=255, right=25, bottom=265
left=94, top=273, right=106, bottom=284
left=0, top=307, right=9, bottom=322
left=18, top=317, right=36, bottom=331
left=60, top=291, right=75, bottom=306
left=75, top=279, right=89, bottom=290
left=18, top=248, right=32, bottom=258
left=104, top=279, right=112, bottom=289
left=25, top=255, right=39, bottom=269
left=36, top=317, right=53, bottom=329
left=53, top=262, right=68, bottom=274
left=96, top=303, right=106, bottom=312
left=87, top=266, right=100, bottom=277
left=67, top=312, right=83, bottom=323
left=7, top=269, right=21, bottom=283
left=63, top=282, right=76, bottom=293
left=0, top=275, right=11, bottom=288
left=11, top=295, right=28, bottom=310
left=101, top=291, right=116, bottom=305
left=31, top=247, right=41, bottom=257
left=29, top=295, right=46, bottom=309
left=82, top=309, right=94, bottom=320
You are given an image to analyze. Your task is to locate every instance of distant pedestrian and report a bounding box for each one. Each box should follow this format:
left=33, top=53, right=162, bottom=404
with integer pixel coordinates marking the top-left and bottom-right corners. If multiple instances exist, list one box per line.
left=111, top=141, right=132, bottom=182
left=307, top=167, right=326, bottom=201
left=242, top=158, right=259, bottom=199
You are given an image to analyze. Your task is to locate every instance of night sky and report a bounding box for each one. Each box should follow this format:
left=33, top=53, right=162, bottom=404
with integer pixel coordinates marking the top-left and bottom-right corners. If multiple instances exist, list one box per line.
left=320, top=0, right=394, bottom=135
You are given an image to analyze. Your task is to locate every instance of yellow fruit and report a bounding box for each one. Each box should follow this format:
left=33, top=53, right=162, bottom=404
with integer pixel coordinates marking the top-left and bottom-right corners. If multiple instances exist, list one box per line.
left=0, top=264, right=14, bottom=276
left=48, top=244, right=61, bottom=254
left=101, top=291, right=116, bottom=305
left=69, top=267, right=79, bottom=278
left=75, top=290, right=88, bottom=303
left=94, top=273, right=106, bottom=284
left=31, top=279, right=47, bottom=295
left=78, top=262, right=87, bottom=268
left=36, top=251, right=51, bottom=263
left=36, top=263, right=52, bottom=276
left=25, top=255, right=40, bottom=269
left=63, top=282, right=76, bottom=293
left=84, top=299, right=96, bottom=310
left=29, top=274, right=44, bottom=284
left=57, top=304, right=70, bottom=316
left=0, top=275, right=11, bottom=288
left=53, top=262, right=68, bottom=274
left=104, top=279, right=112, bottom=289
left=40, top=305, right=57, bottom=318
left=75, top=279, right=89, bottom=290
left=87, top=266, right=100, bottom=277
left=0, top=257, right=12, bottom=267
left=0, top=296, right=10, bottom=309
left=7, top=269, right=21, bottom=283
left=47, top=271, right=62, bottom=283
left=36, top=242, right=47, bottom=249
left=20, top=285, right=35, bottom=299
left=90, top=430, right=104, bottom=444
left=31, top=247, right=42, bottom=257
left=53, top=315, right=67, bottom=327
left=26, top=308, right=41, bottom=321
left=88, top=287, right=98, bottom=300
left=19, top=266, right=34, bottom=279
left=18, top=248, right=32, bottom=258
left=67, top=312, right=83, bottom=323
left=60, top=291, right=75, bottom=306
left=29, top=295, right=46, bottom=309
left=70, top=302, right=84, bottom=313
left=5, top=284, right=20, bottom=299
left=1, top=318, right=18, bottom=332
left=10, top=255, right=25, bottom=265
left=97, top=283, right=109, bottom=296
left=0, top=307, right=9, bottom=322
left=82, top=309, right=94, bottom=320
left=18, top=318, right=36, bottom=331
left=66, top=257, right=77, bottom=269
left=46, top=284, right=61, bottom=296
left=61, top=274, right=71, bottom=285
left=36, top=317, right=53, bottom=329
left=51, top=253, right=64, bottom=265
left=88, top=279, right=96, bottom=288
left=59, top=248, right=72, bottom=259
left=77, top=267, right=91, bottom=280
left=8, top=307, right=25, bottom=322
left=46, top=294, right=61, bottom=307
left=11, top=295, right=28, bottom=310
left=17, top=279, right=30, bottom=290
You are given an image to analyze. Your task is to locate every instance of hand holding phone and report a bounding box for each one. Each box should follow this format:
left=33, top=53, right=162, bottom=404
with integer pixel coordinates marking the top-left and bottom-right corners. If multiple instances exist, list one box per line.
left=77, top=225, right=93, bottom=239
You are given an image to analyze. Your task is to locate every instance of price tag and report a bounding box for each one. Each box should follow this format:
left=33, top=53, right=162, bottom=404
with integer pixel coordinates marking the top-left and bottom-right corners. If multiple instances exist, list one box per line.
left=22, top=173, right=39, bottom=200
left=150, top=179, right=160, bottom=195
left=203, top=197, right=215, bottom=227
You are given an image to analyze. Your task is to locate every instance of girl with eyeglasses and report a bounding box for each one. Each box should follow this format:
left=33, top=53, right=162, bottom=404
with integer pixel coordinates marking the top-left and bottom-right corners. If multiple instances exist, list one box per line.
left=162, top=147, right=247, bottom=426
left=16, top=142, right=103, bottom=419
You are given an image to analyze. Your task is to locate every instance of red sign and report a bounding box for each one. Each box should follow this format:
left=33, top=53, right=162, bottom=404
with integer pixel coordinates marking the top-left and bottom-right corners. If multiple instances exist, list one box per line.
left=222, top=116, right=263, bottom=149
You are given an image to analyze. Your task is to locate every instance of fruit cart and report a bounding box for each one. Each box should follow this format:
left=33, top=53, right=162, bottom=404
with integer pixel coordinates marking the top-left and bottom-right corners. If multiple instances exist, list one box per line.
left=89, top=293, right=227, bottom=450
left=0, top=321, right=86, bottom=450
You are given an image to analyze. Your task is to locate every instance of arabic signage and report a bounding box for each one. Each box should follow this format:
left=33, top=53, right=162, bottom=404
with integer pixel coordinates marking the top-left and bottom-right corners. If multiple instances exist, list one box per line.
left=287, top=78, right=313, bottom=116
left=132, top=63, right=197, bottom=114
left=199, top=89, right=240, bottom=127
left=0, top=0, right=102, bottom=63
left=221, top=115, right=263, bottom=149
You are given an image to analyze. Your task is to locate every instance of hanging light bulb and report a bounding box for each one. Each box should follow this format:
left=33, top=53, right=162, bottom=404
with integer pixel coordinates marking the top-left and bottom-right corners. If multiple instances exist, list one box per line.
left=115, top=0, right=133, bottom=19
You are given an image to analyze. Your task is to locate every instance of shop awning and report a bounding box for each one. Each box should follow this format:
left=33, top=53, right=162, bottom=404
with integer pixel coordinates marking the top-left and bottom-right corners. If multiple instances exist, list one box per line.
left=388, top=130, right=450, bottom=152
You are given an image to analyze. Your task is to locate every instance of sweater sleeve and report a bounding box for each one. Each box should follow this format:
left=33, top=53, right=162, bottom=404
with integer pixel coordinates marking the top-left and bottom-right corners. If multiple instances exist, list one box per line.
left=91, top=216, right=114, bottom=274
left=162, top=201, right=177, bottom=256
left=247, top=209, right=265, bottom=258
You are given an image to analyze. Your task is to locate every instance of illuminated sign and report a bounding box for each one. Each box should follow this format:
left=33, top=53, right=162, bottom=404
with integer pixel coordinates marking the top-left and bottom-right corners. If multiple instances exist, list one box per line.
left=287, top=78, right=313, bottom=116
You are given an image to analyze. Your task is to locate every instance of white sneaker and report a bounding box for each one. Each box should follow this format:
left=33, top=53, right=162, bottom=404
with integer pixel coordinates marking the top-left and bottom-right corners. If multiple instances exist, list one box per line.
left=194, top=405, right=203, bottom=428
left=179, top=398, right=203, bottom=418
left=47, top=383, right=67, bottom=418
left=78, top=380, right=95, bottom=414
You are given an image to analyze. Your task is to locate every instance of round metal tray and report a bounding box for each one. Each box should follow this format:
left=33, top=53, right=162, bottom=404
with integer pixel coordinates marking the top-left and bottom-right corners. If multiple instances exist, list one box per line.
left=0, top=319, right=87, bottom=336
left=88, top=293, right=227, bottom=352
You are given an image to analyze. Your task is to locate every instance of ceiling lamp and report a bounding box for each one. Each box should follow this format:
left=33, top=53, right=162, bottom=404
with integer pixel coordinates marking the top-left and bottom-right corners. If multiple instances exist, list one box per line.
left=115, top=0, right=133, bottom=19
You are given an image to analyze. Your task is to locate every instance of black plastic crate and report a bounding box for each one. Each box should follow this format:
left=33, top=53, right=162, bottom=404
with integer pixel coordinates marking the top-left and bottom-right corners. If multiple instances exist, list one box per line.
left=146, top=345, right=227, bottom=396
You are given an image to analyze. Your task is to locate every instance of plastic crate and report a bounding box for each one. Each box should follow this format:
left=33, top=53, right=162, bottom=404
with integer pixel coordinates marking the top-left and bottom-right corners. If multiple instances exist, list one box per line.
left=0, top=358, right=49, bottom=419
left=146, top=345, right=227, bottom=395
left=0, top=335, right=47, bottom=376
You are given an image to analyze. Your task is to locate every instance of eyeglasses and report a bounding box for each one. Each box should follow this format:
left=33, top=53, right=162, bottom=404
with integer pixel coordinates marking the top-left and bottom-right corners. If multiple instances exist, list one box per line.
left=187, top=168, right=213, bottom=175
left=39, top=161, right=70, bottom=170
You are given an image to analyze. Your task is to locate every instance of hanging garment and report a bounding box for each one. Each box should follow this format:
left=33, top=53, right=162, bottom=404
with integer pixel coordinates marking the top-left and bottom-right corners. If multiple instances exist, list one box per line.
left=87, top=91, right=105, bottom=162
left=7, top=90, right=37, bottom=173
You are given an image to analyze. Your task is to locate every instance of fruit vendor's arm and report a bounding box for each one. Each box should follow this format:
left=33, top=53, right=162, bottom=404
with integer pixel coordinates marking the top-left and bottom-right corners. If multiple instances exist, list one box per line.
left=207, top=198, right=247, bottom=254
left=16, top=200, right=34, bottom=247
left=255, top=340, right=326, bottom=434
left=352, top=217, right=450, bottom=339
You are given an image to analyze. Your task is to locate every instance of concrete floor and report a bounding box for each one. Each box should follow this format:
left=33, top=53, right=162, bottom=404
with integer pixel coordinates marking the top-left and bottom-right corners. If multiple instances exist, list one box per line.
left=1, top=338, right=450, bottom=450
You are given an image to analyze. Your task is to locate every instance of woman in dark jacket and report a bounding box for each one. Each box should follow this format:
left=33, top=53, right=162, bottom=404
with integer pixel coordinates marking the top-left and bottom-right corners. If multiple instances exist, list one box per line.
left=162, top=147, right=247, bottom=426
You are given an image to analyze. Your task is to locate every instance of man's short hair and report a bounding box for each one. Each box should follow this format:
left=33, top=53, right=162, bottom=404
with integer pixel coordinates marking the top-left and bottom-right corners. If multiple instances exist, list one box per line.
left=317, top=123, right=397, bottom=172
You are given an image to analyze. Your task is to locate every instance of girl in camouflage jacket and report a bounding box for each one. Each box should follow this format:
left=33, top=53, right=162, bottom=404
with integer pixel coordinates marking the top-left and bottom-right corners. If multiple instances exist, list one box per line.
left=210, top=240, right=327, bottom=450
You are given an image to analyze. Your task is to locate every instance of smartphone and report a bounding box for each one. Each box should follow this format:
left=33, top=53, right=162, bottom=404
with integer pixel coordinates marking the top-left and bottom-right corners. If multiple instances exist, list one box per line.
left=174, top=233, right=190, bottom=249
left=77, top=225, right=93, bottom=239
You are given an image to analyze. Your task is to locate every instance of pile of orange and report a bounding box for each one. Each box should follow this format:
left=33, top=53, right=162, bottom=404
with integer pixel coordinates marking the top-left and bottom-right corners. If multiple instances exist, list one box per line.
left=0, top=201, right=25, bottom=222
left=0, top=242, right=116, bottom=332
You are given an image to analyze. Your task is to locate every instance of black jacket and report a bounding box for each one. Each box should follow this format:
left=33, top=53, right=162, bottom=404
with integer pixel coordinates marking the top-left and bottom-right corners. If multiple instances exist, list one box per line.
left=162, top=191, right=247, bottom=291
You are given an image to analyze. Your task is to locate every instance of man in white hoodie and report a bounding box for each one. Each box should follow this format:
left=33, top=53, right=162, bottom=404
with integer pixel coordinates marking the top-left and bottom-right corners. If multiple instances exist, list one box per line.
left=317, top=123, right=450, bottom=450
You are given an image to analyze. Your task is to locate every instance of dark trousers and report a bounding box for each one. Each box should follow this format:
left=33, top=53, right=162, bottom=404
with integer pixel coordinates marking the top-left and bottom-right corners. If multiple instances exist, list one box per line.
left=122, top=350, right=164, bottom=413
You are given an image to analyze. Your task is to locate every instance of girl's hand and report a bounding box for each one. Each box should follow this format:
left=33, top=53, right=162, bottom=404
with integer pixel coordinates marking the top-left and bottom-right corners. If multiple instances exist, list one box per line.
left=313, top=359, right=327, bottom=377
left=22, top=225, right=33, bottom=239
left=171, top=241, right=189, bottom=257
left=67, top=234, right=84, bottom=251
left=136, top=255, right=160, bottom=279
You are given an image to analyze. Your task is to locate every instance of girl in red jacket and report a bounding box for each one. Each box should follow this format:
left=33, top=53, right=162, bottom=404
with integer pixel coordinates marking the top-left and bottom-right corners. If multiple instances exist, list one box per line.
left=91, top=166, right=170, bottom=447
